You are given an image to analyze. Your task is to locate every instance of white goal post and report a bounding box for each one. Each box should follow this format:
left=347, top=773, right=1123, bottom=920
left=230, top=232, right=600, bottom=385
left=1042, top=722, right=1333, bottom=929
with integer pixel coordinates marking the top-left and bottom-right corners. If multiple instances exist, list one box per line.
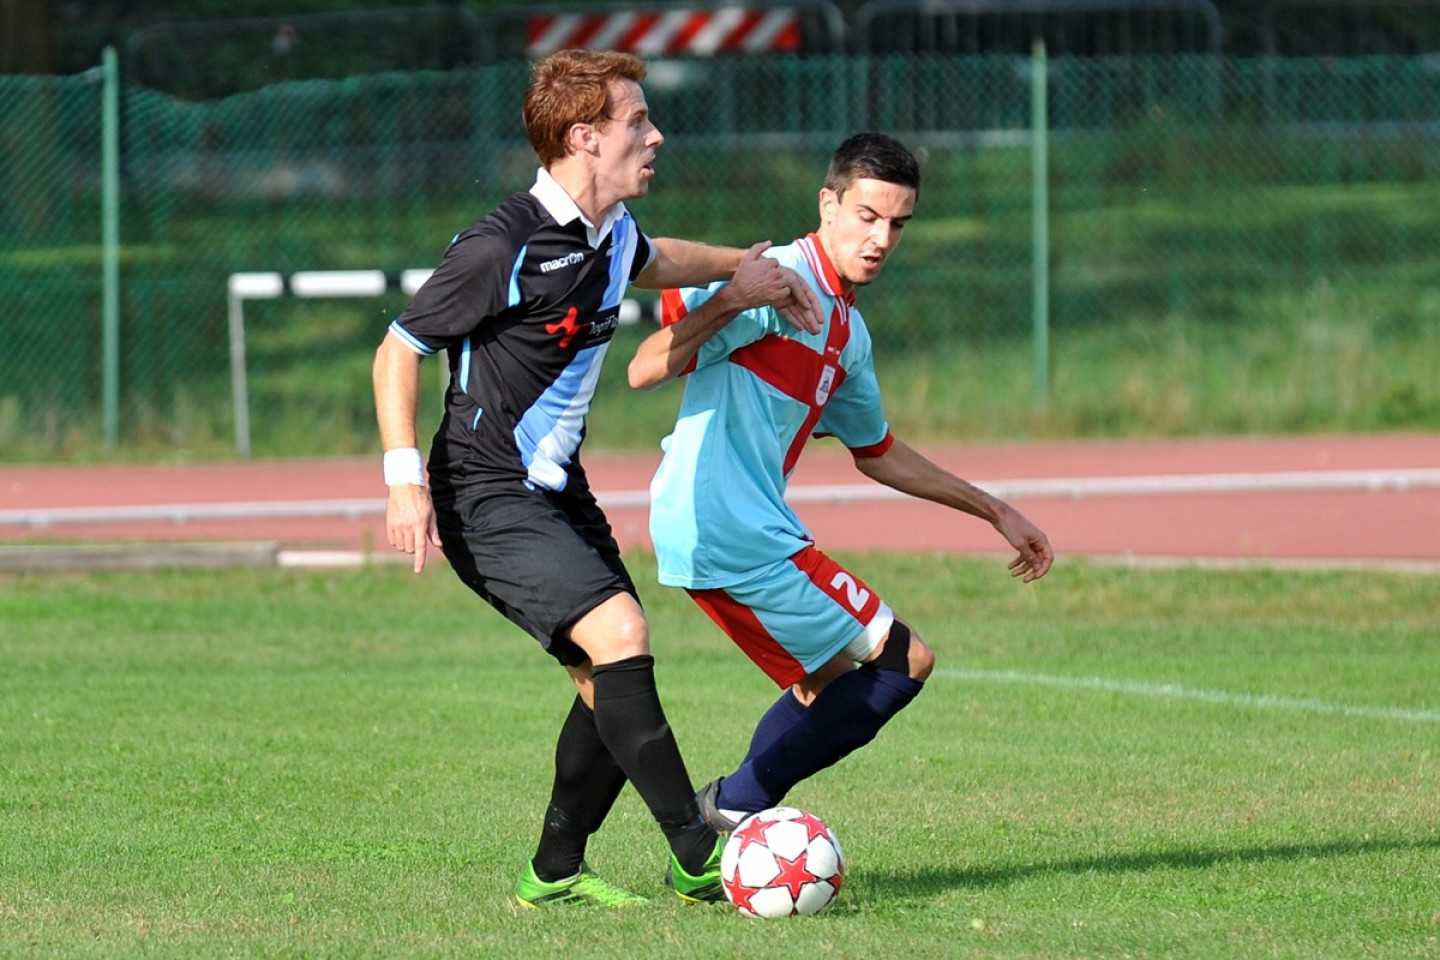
left=225, top=270, right=653, bottom=456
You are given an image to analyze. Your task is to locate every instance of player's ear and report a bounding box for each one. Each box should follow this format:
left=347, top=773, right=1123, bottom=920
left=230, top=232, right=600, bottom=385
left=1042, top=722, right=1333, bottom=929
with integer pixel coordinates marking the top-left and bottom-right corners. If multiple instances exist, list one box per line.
left=818, top=187, right=838, bottom=225
left=566, top=121, right=597, bottom=157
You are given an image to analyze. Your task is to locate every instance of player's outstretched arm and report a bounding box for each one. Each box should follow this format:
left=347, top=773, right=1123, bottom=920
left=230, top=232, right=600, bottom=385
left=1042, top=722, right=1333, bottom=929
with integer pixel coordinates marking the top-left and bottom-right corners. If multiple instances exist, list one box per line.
left=635, top=236, right=743, bottom=289
left=637, top=238, right=822, bottom=334
left=854, top=438, right=1054, bottom=582
left=629, top=242, right=812, bottom=389
left=373, top=332, right=442, bottom=573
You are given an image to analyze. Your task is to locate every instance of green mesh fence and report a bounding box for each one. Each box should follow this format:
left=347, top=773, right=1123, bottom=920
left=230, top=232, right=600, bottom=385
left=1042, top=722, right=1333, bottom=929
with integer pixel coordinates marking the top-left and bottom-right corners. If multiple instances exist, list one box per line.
left=1, top=70, right=105, bottom=453
left=2, top=53, right=1438, bottom=460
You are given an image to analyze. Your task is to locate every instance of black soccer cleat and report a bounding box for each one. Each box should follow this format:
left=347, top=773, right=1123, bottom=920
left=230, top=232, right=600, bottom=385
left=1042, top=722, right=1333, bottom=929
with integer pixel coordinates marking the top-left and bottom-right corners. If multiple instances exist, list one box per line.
left=696, top=777, right=744, bottom=834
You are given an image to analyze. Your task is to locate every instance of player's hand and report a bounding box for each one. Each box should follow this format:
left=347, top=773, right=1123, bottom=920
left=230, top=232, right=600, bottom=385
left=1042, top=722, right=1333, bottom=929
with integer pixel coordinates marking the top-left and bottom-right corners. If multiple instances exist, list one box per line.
left=728, top=241, right=823, bottom=335
left=385, top=484, right=441, bottom=574
left=995, top=507, right=1054, bottom=583
left=775, top=265, right=824, bottom=335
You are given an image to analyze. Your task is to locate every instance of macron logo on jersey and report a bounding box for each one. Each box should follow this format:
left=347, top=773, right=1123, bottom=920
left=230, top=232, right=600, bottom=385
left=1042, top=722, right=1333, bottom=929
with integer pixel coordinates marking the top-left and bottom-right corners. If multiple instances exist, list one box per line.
left=540, top=251, right=586, bottom=274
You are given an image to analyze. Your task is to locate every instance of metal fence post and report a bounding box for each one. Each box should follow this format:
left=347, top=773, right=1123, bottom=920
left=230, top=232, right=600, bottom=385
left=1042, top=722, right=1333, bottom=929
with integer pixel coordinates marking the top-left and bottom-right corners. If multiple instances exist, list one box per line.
left=101, top=45, right=120, bottom=449
left=1030, top=38, right=1050, bottom=413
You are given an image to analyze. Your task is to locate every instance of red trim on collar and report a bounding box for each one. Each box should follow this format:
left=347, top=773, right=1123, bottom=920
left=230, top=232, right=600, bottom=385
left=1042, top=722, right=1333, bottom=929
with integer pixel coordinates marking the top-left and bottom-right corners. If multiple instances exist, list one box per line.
left=799, top=233, right=855, bottom=306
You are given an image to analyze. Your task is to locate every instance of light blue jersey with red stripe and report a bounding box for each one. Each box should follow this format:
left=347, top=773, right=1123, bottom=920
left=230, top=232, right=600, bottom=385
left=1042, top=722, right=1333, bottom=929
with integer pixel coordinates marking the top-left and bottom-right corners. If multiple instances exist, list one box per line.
left=649, top=233, right=894, bottom=589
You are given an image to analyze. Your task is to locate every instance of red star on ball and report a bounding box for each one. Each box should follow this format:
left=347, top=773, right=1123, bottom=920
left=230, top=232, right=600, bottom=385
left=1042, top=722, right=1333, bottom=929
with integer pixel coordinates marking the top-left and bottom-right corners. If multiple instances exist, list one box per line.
left=733, top=815, right=782, bottom=858
left=727, top=879, right=764, bottom=915
left=771, top=848, right=821, bottom=904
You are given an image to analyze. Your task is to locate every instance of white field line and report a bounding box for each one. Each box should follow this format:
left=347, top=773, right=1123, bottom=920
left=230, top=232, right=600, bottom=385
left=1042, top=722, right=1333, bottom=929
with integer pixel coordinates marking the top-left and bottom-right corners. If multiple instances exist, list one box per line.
left=0, top=497, right=385, bottom=527
left=940, top=668, right=1440, bottom=724
left=4, top=467, right=1440, bottom=528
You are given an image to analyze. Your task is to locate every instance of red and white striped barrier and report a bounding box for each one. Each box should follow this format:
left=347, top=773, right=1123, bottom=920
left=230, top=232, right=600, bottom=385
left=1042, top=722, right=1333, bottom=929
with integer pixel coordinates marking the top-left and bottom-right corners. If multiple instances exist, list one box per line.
left=526, top=7, right=801, bottom=57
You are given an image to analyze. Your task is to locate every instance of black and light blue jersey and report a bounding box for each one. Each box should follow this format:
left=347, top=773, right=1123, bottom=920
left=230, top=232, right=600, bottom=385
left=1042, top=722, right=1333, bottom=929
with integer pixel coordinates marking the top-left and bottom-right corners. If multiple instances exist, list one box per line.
left=390, top=169, right=654, bottom=504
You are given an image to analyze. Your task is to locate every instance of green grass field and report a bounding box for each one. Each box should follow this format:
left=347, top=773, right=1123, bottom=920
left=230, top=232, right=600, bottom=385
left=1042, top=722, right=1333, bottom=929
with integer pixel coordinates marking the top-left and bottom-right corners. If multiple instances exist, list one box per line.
left=3, top=556, right=1438, bottom=958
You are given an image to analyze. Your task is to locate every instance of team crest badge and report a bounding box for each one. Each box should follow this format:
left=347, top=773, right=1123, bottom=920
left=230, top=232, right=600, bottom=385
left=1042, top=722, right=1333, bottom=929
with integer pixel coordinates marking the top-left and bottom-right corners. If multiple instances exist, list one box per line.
left=815, top=364, right=836, bottom=405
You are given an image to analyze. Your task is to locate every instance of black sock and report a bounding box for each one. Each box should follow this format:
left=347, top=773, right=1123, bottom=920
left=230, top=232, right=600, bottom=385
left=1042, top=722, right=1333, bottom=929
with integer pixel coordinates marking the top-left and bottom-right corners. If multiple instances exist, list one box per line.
left=531, top=697, right=627, bottom=882
left=591, top=655, right=716, bottom=874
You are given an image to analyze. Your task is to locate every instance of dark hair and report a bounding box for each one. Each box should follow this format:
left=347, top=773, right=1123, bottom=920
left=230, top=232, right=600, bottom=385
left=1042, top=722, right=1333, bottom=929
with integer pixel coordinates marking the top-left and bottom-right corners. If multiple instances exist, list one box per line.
left=523, top=49, right=648, bottom=167
left=824, top=132, right=920, bottom=199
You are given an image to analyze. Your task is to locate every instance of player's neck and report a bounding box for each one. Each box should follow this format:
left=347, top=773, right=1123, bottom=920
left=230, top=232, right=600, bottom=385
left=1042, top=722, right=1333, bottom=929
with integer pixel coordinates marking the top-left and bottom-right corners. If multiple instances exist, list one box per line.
left=815, top=234, right=856, bottom=295
left=547, top=160, right=620, bottom=228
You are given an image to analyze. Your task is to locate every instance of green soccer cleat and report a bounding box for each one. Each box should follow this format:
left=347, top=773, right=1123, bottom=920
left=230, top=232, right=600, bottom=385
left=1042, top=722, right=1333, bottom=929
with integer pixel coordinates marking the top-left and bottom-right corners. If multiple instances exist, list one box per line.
left=665, top=834, right=727, bottom=904
left=514, top=860, right=648, bottom=909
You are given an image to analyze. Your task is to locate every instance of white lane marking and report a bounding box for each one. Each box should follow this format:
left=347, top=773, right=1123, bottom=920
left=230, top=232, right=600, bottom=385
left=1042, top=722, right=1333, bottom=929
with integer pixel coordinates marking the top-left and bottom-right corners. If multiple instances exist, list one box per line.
left=5, top=468, right=1439, bottom=527
left=940, top=668, right=1440, bottom=724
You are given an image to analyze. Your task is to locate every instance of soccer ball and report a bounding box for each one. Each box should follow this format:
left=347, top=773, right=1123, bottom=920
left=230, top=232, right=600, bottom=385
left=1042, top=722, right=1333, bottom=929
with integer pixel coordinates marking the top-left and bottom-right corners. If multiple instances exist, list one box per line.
left=720, top=807, right=844, bottom=918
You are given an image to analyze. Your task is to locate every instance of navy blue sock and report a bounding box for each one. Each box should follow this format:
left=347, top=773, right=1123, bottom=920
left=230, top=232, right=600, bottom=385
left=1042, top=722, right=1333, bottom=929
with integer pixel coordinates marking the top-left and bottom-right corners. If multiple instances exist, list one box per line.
left=740, top=689, right=807, bottom=765
left=719, top=666, right=924, bottom=814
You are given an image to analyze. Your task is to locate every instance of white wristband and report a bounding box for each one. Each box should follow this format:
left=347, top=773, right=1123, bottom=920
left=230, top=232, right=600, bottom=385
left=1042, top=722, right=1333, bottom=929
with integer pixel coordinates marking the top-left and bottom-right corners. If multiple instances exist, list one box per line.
left=383, top=447, right=425, bottom=487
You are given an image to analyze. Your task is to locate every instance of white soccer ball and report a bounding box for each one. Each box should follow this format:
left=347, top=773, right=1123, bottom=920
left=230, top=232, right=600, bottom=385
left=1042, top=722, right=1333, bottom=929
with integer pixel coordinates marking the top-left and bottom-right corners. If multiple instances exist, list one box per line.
left=720, top=806, right=845, bottom=919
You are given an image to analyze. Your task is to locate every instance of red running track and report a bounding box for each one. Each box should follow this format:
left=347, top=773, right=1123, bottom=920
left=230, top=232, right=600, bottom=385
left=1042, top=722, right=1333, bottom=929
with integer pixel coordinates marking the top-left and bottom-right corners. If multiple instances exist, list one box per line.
left=2, top=434, right=1438, bottom=568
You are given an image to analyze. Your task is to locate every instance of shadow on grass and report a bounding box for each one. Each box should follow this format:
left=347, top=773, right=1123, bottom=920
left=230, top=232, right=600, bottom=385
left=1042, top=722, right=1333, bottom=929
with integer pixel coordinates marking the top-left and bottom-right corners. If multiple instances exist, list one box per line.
left=854, top=835, right=1440, bottom=902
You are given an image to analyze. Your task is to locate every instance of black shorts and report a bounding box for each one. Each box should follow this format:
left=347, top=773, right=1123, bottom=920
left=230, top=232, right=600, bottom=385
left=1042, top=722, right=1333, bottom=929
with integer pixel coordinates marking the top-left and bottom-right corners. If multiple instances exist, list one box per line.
left=435, top=483, right=638, bottom=667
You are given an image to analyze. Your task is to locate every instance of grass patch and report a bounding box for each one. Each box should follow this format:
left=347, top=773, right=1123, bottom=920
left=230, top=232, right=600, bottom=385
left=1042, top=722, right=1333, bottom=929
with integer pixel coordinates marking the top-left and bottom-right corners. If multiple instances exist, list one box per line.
left=3, top=557, right=1438, bottom=958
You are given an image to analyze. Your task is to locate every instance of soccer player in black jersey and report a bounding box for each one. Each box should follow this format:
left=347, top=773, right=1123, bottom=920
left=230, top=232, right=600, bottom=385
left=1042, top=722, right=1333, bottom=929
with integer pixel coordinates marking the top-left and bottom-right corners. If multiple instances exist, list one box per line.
left=372, top=49, right=821, bottom=908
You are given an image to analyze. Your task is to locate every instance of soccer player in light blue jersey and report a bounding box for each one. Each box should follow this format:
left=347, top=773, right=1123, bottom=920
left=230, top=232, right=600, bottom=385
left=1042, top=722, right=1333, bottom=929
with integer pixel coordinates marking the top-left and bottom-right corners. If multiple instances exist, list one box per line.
left=629, top=132, right=1054, bottom=830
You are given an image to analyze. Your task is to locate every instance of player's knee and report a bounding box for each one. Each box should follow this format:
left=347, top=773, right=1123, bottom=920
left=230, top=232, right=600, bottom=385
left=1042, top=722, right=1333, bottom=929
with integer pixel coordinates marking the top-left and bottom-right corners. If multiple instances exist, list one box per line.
left=608, top=613, right=650, bottom=659
left=604, top=607, right=650, bottom=662
left=908, top=632, right=935, bottom=681
left=571, top=592, right=650, bottom=663
left=870, top=620, right=933, bottom=681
